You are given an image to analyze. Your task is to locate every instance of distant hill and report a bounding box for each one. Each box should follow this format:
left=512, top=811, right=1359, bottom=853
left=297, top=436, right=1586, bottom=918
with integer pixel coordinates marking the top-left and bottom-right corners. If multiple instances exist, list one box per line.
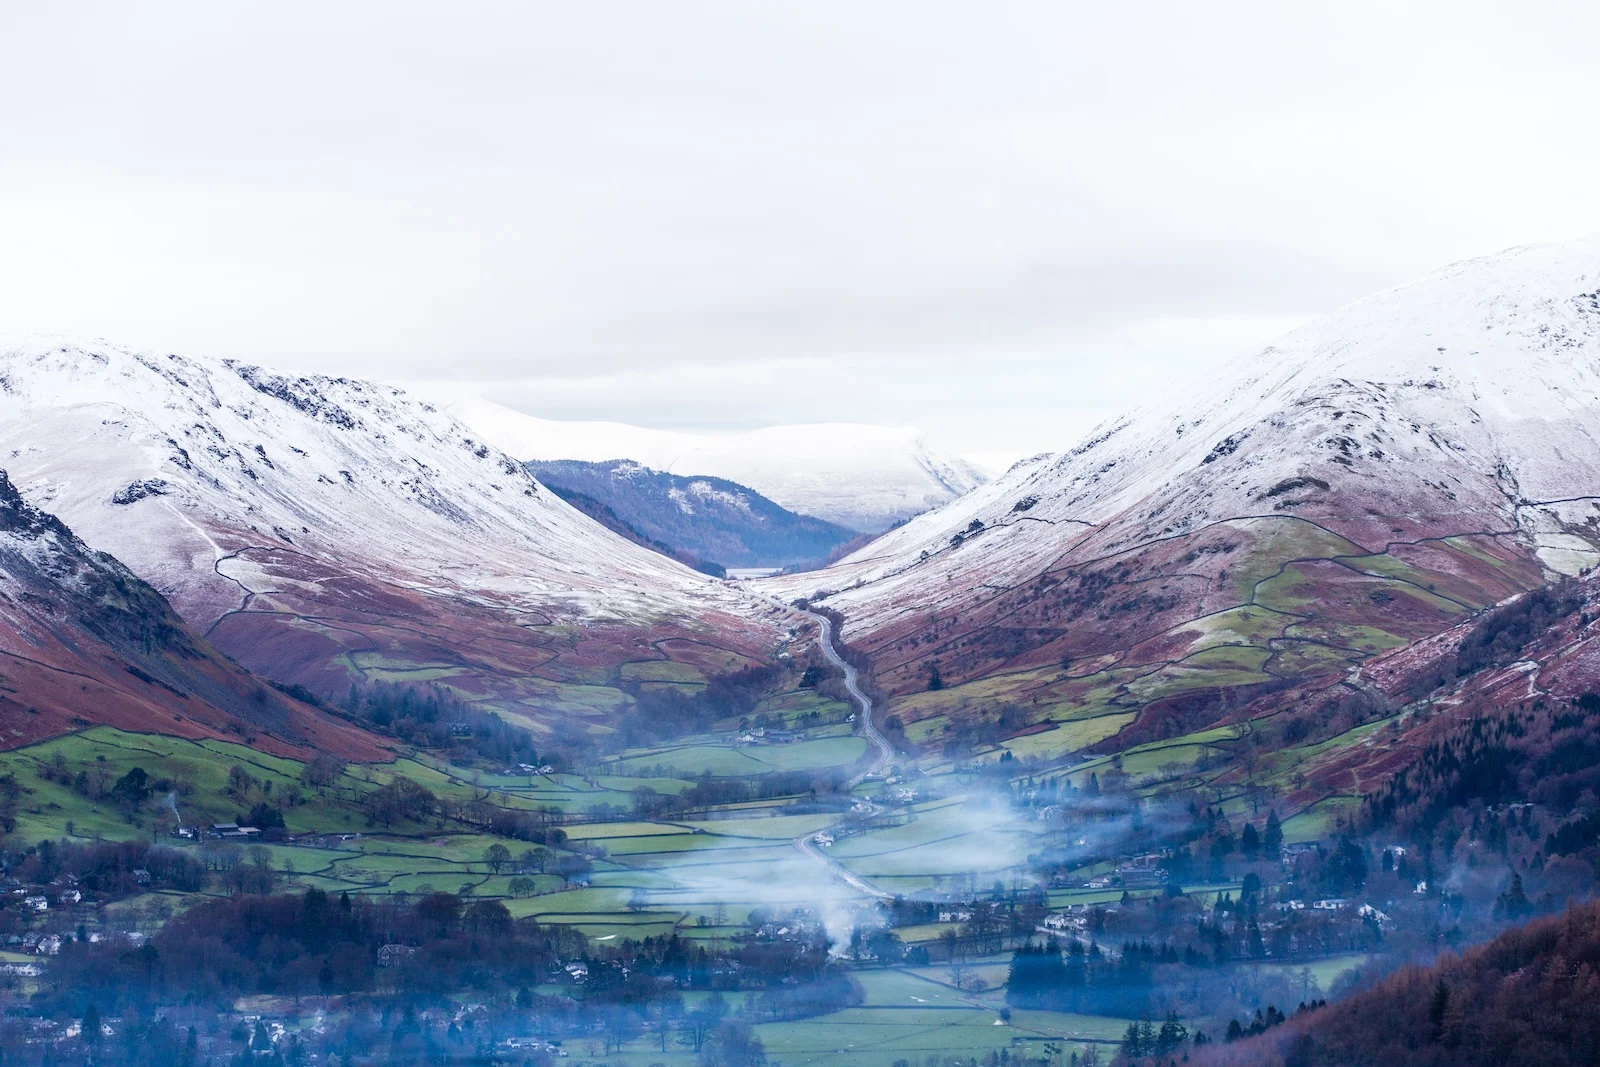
left=526, top=459, right=857, bottom=570
left=450, top=398, right=986, bottom=532
left=540, top=477, right=728, bottom=577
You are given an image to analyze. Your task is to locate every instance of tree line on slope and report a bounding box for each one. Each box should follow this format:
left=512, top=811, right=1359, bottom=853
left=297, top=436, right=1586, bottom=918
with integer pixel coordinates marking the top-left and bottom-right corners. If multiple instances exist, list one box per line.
left=1186, top=897, right=1600, bottom=1067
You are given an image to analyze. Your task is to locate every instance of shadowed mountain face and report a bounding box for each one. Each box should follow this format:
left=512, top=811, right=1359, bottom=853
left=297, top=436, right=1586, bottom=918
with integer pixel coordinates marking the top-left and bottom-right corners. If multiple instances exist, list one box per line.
left=0, top=341, right=789, bottom=731
left=526, top=459, right=857, bottom=570
left=767, top=238, right=1600, bottom=749
left=0, top=470, right=386, bottom=759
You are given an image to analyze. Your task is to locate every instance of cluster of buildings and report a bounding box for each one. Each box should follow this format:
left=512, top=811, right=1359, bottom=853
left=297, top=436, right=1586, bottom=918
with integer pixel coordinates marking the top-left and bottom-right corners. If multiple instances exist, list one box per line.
left=751, top=911, right=825, bottom=943
left=734, top=727, right=800, bottom=745
left=5, top=875, right=91, bottom=915
left=1064, top=852, right=1172, bottom=890
left=1, top=872, right=156, bottom=972
left=3, top=929, right=148, bottom=959
left=167, top=821, right=270, bottom=840
left=1040, top=910, right=1088, bottom=935
left=8, top=933, right=61, bottom=956
left=504, top=1036, right=568, bottom=1056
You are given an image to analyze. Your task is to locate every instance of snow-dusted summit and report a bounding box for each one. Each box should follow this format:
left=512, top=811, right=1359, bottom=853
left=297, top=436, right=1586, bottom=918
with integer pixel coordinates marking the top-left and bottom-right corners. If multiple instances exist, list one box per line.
left=765, top=238, right=1600, bottom=706
left=447, top=399, right=986, bottom=532
left=0, top=339, right=785, bottom=711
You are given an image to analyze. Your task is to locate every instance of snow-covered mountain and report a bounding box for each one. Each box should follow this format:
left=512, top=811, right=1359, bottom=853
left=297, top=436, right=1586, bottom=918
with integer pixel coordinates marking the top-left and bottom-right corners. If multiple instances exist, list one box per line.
left=0, top=339, right=787, bottom=720
left=0, top=468, right=385, bottom=758
left=526, top=459, right=856, bottom=570
left=765, top=238, right=1600, bottom=729
left=447, top=399, right=986, bottom=532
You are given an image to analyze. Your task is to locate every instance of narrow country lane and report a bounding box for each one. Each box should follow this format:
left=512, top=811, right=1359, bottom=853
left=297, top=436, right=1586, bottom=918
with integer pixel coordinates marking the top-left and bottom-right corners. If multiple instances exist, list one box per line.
left=789, top=604, right=895, bottom=900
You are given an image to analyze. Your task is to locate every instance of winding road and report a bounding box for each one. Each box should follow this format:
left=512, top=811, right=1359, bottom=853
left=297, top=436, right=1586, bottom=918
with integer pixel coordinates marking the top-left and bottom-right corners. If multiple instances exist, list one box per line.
left=789, top=605, right=895, bottom=900
left=804, top=608, right=895, bottom=783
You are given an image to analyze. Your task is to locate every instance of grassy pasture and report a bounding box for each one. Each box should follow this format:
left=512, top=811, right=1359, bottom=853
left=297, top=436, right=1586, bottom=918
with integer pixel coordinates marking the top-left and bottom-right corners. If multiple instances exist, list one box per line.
left=0, top=623, right=1400, bottom=1067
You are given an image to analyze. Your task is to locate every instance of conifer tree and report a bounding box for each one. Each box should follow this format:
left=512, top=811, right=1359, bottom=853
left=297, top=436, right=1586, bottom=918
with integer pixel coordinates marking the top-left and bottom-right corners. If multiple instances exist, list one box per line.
left=1264, top=809, right=1284, bottom=855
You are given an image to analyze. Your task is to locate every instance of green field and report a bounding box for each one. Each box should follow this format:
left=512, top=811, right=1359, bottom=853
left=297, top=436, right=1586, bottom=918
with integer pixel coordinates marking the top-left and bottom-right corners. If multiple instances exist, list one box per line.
left=0, top=632, right=1399, bottom=1067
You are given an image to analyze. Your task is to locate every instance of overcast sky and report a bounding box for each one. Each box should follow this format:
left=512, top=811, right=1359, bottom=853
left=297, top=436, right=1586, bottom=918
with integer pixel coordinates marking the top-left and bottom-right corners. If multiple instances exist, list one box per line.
left=4, top=3, right=1600, bottom=462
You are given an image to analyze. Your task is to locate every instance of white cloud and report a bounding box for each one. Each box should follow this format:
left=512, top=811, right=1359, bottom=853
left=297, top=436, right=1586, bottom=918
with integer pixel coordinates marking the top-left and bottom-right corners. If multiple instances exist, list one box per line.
left=2, top=2, right=1599, bottom=455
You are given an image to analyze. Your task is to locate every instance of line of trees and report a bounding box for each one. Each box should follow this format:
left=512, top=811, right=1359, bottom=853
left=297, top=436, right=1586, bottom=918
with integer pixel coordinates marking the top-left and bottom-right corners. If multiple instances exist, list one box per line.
left=340, top=682, right=546, bottom=769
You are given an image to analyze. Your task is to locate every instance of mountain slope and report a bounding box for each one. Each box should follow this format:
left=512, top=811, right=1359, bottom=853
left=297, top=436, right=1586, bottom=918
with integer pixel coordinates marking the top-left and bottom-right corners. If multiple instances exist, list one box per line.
left=535, top=480, right=728, bottom=577
left=0, top=340, right=788, bottom=731
left=526, top=459, right=856, bottom=570
left=1199, top=897, right=1600, bottom=1067
left=448, top=398, right=986, bottom=532
left=765, top=238, right=1600, bottom=751
left=0, top=469, right=385, bottom=759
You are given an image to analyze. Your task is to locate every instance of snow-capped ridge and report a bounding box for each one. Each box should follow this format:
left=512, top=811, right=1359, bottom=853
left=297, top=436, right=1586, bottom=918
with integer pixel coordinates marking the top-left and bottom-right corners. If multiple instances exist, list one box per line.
left=0, top=338, right=769, bottom=634
left=768, top=235, right=1600, bottom=638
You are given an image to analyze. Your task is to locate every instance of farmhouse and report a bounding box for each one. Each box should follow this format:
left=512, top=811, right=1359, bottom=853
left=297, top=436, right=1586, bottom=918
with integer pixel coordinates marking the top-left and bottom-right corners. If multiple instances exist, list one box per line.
left=377, top=944, right=417, bottom=968
left=1100, top=852, right=1168, bottom=886
left=21, top=933, right=61, bottom=955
